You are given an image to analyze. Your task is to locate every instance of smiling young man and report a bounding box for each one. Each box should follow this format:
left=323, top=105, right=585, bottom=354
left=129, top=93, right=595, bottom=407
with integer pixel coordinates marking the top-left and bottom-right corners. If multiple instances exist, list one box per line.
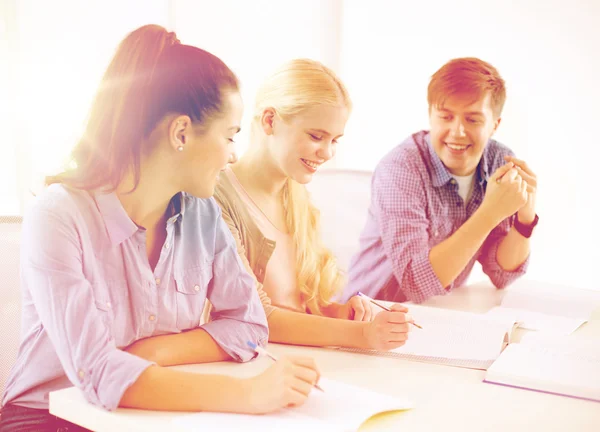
left=342, top=57, right=539, bottom=303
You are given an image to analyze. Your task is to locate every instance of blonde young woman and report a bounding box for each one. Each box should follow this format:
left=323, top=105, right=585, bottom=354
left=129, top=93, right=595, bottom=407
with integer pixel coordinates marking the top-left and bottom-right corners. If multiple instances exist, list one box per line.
left=0, top=27, right=320, bottom=432
left=214, top=59, right=412, bottom=350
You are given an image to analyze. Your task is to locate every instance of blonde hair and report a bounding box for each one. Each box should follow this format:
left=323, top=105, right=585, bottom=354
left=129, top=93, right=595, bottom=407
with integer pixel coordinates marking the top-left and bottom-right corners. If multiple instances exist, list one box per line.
left=253, top=59, right=352, bottom=313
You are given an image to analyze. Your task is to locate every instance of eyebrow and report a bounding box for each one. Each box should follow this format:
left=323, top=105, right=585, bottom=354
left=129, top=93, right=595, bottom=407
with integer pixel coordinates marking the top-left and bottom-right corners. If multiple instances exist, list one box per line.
left=438, top=108, right=484, bottom=116
left=229, top=126, right=241, bottom=133
left=309, top=128, right=344, bottom=139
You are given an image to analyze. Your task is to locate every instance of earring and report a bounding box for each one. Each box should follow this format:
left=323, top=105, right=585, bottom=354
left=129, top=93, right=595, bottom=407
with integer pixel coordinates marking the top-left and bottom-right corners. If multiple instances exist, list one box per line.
left=177, top=145, right=184, bottom=152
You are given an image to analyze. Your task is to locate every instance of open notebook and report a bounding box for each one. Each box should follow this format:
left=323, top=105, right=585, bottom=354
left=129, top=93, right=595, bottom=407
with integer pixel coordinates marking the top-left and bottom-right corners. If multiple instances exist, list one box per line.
left=485, top=281, right=600, bottom=334
left=484, top=333, right=600, bottom=402
left=336, top=304, right=517, bottom=370
left=171, top=377, right=412, bottom=432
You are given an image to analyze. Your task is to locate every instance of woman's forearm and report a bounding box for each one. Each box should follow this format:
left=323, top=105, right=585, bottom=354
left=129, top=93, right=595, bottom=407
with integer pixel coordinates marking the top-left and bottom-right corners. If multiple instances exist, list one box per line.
left=120, top=365, right=247, bottom=412
left=125, top=328, right=231, bottom=367
left=267, top=308, right=367, bottom=348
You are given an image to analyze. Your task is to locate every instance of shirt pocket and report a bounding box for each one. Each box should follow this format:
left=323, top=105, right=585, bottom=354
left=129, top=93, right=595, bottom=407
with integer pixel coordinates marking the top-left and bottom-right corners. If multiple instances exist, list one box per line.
left=175, top=264, right=213, bottom=330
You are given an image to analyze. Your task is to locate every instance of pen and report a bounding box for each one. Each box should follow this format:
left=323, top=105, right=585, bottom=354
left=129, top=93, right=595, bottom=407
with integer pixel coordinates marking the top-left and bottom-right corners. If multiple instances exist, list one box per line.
left=357, top=292, right=423, bottom=329
left=246, top=341, right=325, bottom=392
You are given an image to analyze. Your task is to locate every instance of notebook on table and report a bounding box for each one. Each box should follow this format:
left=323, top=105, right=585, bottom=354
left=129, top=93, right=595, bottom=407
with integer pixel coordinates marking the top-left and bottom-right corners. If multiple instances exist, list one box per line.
left=172, top=377, right=413, bottom=432
left=484, top=333, right=600, bottom=402
left=336, top=304, right=518, bottom=370
left=485, top=281, right=600, bottom=334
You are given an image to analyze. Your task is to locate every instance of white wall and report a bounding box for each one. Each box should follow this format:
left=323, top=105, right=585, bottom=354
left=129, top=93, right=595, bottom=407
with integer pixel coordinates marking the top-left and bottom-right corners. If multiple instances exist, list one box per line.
left=338, top=0, right=600, bottom=290
left=173, top=0, right=343, bottom=156
left=0, top=1, right=22, bottom=215
left=0, top=0, right=343, bottom=214
left=0, top=0, right=171, bottom=214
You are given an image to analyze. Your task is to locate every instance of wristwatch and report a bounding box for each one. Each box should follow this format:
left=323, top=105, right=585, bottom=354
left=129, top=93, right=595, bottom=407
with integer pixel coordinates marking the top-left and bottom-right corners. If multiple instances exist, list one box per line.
left=513, top=213, right=539, bottom=238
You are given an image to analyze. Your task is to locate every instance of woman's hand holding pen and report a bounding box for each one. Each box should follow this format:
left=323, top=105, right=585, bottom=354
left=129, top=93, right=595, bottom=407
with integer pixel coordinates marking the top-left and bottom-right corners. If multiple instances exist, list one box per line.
left=360, top=303, right=412, bottom=351
left=242, top=356, right=321, bottom=414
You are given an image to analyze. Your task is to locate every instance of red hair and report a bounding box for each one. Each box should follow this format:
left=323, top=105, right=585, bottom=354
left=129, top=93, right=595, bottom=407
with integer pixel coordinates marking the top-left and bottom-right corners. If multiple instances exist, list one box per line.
left=427, top=57, right=506, bottom=118
left=47, top=25, right=239, bottom=191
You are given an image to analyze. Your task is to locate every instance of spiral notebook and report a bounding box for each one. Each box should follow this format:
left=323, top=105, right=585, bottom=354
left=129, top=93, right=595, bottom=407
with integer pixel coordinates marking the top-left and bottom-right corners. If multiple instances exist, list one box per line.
left=171, top=377, right=413, bottom=432
left=484, top=333, right=600, bottom=402
left=335, top=304, right=518, bottom=370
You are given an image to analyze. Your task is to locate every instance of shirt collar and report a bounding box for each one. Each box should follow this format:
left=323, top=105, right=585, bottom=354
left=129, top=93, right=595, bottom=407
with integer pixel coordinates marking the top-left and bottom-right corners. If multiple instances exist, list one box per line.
left=94, top=191, right=138, bottom=247
left=95, top=192, right=186, bottom=246
left=477, top=145, right=492, bottom=185
left=425, top=133, right=453, bottom=187
left=425, top=132, right=492, bottom=187
left=166, top=192, right=186, bottom=224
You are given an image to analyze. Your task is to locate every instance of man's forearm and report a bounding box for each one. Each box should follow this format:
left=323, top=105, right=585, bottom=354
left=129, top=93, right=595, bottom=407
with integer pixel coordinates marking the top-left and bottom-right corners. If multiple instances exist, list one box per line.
left=125, top=327, right=231, bottom=366
left=496, top=226, right=530, bottom=271
left=429, top=208, right=498, bottom=287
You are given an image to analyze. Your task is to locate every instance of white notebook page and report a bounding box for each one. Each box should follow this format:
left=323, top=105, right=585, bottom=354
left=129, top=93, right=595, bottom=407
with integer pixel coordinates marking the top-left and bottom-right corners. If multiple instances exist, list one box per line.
left=485, top=335, right=600, bottom=402
left=393, top=305, right=513, bottom=360
left=485, top=282, right=600, bottom=333
left=500, top=283, right=600, bottom=319
left=172, top=378, right=412, bottom=432
left=486, top=306, right=586, bottom=334
left=338, top=305, right=516, bottom=369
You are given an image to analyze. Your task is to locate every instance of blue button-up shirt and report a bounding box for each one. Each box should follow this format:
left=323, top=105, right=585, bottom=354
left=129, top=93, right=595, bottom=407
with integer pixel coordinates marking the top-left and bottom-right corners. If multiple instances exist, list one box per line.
left=2, top=184, right=268, bottom=411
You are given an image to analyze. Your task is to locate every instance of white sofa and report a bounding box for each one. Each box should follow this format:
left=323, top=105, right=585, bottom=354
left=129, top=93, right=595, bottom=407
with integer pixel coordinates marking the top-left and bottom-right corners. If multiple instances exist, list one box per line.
left=0, top=216, right=22, bottom=404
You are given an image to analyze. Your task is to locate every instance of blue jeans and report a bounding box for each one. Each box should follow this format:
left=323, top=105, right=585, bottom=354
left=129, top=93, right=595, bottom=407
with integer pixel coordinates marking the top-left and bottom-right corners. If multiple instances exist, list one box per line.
left=0, top=404, right=90, bottom=432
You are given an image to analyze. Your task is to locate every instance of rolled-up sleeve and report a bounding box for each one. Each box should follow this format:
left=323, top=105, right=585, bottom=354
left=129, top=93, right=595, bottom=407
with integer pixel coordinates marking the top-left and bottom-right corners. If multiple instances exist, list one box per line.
left=201, top=211, right=269, bottom=362
left=22, top=208, right=154, bottom=411
left=478, top=216, right=530, bottom=289
left=373, top=161, right=447, bottom=303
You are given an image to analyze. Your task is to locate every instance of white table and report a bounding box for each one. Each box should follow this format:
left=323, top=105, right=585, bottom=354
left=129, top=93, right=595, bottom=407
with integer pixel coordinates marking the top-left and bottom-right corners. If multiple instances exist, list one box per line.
left=50, top=282, right=600, bottom=431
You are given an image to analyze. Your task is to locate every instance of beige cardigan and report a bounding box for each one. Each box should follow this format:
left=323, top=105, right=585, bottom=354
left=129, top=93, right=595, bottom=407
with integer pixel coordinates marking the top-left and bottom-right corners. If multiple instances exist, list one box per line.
left=213, top=171, right=279, bottom=317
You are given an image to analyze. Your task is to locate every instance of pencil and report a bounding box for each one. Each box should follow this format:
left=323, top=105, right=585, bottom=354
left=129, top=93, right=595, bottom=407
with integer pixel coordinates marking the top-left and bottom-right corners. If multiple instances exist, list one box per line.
left=246, top=341, right=325, bottom=392
left=357, top=292, right=423, bottom=329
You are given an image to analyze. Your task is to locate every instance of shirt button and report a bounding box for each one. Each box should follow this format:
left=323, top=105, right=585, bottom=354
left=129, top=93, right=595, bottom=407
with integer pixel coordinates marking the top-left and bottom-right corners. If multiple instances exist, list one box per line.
left=434, top=230, right=439, bottom=237
left=155, top=278, right=161, bottom=285
left=149, top=315, right=156, bottom=321
left=78, top=370, right=85, bottom=379
left=106, top=302, right=111, bottom=308
left=194, top=285, right=200, bottom=292
left=163, top=243, right=170, bottom=250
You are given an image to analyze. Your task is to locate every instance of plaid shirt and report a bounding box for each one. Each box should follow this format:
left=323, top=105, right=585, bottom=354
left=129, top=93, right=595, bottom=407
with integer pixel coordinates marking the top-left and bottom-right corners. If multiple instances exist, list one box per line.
left=342, top=130, right=529, bottom=304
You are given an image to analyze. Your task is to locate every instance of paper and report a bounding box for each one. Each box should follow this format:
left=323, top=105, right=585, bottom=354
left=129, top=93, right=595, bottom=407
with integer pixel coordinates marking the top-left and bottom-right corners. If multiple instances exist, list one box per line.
left=338, top=304, right=516, bottom=370
left=172, top=377, right=412, bottom=432
left=393, top=305, right=514, bottom=366
left=485, top=334, right=600, bottom=402
left=485, top=282, right=600, bottom=333
left=486, top=306, right=586, bottom=335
